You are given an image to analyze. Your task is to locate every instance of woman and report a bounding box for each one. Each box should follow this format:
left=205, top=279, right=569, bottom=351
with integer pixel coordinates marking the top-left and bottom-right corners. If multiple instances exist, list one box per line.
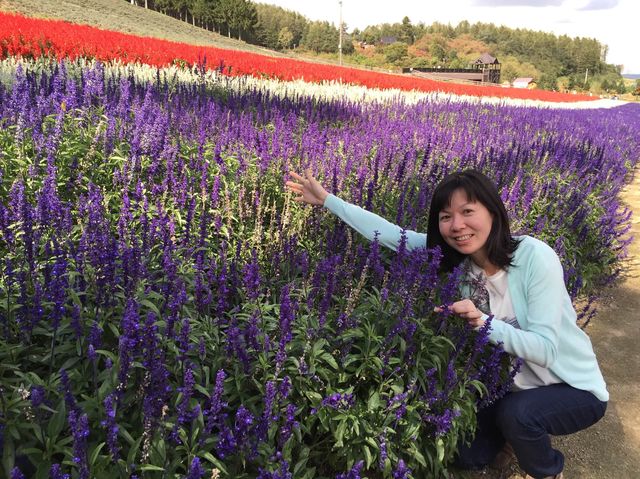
left=285, top=169, right=608, bottom=479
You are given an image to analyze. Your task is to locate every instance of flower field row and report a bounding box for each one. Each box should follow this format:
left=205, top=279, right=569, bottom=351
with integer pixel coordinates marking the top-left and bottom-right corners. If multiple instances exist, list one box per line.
left=0, top=56, right=638, bottom=478
left=0, top=11, right=598, bottom=104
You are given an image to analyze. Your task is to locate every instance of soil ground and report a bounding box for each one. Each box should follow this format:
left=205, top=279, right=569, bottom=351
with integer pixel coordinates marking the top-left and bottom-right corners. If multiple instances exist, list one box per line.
left=455, top=171, right=640, bottom=479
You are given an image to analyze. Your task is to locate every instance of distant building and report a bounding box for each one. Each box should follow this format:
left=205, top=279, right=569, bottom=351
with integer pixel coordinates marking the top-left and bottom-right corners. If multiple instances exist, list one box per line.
left=379, top=36, right=397, bottom=45
left=512, top=77, right=536, bottom=89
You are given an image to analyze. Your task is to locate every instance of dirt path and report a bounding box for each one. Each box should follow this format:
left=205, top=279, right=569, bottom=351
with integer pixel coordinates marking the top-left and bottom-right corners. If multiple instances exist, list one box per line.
left=551, top=172, right=640, bottom=478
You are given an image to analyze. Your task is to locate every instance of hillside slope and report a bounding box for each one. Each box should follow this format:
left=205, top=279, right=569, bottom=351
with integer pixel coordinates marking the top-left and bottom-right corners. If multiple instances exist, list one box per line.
left=0, top=0, right=286, bottom=56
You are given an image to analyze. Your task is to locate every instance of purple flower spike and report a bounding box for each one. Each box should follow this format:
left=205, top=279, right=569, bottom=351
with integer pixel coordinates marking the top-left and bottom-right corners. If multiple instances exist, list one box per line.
left=336, top=460, right=364, bottom=479
left=10, top=467, right=25, bottom=479
left=185, top=457, right=205, bottom=479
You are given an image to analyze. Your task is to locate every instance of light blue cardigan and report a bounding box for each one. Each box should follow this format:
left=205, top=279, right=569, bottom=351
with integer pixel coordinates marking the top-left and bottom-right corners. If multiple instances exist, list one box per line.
left=324, top=194, right=609, bottom=401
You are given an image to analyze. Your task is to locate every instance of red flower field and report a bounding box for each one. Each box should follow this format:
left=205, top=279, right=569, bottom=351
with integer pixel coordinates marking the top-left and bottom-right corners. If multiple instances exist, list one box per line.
left=0, top=11, right=596, bottom=103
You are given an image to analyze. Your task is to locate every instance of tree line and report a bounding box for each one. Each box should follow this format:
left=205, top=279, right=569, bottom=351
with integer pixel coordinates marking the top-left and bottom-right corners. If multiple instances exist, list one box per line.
left=126, top=1, right=626, bottom=93
left=128, top=0, right=257, bottom=40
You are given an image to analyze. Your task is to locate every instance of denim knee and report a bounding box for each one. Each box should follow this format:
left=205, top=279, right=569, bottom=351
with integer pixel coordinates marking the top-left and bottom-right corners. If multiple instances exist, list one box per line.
left=495, top=394, right=541, bottom=440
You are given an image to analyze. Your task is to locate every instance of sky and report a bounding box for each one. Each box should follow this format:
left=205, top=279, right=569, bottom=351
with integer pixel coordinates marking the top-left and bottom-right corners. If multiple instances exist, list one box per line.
left=261, top=0, right=638, bottom=74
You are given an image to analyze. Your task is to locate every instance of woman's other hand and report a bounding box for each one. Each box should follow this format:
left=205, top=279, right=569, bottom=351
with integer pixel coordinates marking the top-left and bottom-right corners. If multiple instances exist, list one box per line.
left=435, top=299, right=486, bottom=328
left=285, top=169, right=329, bottom=206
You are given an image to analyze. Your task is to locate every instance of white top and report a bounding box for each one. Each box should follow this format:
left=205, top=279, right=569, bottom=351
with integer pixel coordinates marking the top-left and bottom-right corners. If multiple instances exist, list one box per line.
left=469, top=262, right=562, bottom=391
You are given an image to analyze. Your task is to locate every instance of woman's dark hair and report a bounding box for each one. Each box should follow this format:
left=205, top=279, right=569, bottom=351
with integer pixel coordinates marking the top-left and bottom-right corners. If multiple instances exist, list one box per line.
left=426, top=169, right=520, bottom=272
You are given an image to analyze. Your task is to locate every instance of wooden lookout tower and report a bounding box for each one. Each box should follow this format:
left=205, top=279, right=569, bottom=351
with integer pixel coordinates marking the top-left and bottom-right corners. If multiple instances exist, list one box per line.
left=473, top=53, right=501, bottom=83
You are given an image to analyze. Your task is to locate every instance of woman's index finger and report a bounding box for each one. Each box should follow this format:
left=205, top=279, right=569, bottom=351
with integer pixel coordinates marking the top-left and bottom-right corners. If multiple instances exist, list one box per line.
left=289, top=171, right=305, bottom=181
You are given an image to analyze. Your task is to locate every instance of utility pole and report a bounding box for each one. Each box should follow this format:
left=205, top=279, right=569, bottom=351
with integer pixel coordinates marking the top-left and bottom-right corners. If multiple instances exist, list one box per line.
left=584, top=68, right=589, bottom=86
left=338, top=1, right=343, bottom=66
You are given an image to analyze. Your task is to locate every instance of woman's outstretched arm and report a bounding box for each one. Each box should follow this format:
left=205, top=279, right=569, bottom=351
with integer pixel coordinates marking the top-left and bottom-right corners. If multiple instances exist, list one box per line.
left=286, top=169, right=426, bottom=252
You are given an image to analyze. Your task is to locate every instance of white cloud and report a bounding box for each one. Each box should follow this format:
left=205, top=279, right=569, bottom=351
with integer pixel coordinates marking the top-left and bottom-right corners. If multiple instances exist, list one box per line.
left=262, top=0, right=639, bottom=73
left=578, top=0, right=620, bottom=10
left=472, top=0, right=564, bottom=6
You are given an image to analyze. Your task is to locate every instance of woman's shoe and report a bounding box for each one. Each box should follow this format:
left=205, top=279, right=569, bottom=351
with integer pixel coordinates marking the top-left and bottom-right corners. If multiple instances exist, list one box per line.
left=524, top=473, right=563, bottom=479
left=490, top=442, right=516, bottom=470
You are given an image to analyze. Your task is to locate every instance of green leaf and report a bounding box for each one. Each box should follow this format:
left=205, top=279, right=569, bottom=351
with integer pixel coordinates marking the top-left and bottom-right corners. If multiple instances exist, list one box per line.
left=362, top=445, right=373, bottom=469
left=321, top=352, right=338, bottom=370
left=90, top=442, right=106, bottom=466
left=119, top=425, right=136, bottom=446
left=202, top=453, right=228, bottom=475
left=2, top=435, right=15, bottom=479
left=127, top=435, right=143, bottom=465
left=301, top=467, right=317, bottom=479
left=436, top=437, right=445, bottom=463
left=367, top=392, right=380, bottom=411
left=293, top=455, right=309, bottom=475
left=47, top=401, right=67, bottom=440
left=140, top=298, right=161, bottom=317
left=334, top=420, right=347, bottom=448
left=311, top=338, right=328, bottom=354
left=151, top=437, right=166, bottom=464
left=140, top=464, right=165, bottom=471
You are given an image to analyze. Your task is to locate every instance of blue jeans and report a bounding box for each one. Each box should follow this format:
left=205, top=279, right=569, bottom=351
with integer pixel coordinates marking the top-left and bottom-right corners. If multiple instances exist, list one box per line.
left=455, top=383, right=607, bottom=478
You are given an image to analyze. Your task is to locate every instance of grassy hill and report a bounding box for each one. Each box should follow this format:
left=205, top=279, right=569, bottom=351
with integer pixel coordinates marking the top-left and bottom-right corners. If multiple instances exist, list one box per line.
left=0, top=0, right=287, bottom=56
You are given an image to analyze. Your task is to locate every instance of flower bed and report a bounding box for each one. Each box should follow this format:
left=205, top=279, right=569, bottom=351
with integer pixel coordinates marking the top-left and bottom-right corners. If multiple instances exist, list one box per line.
left=0, top=58, right=638, bottom=478
left=0, top=11, right=597, bottom=103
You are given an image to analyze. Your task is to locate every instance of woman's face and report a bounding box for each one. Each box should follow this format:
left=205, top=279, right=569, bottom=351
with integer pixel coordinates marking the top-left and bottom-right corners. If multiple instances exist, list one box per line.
left=438, top=188, right=494, bottom=266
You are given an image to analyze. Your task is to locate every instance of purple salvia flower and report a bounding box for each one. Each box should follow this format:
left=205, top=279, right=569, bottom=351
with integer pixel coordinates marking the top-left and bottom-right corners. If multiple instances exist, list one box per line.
left=321, top=392, right=355, bottom=411
left=185, top=457, right=205, bottom=479
left=30, top=385, right=46, bottom=408
left=67, top=409, right=90, bottom=479
left=177, top=316, right=192, bottom=361
left=242, top=248, right=262, bottom=300
left=257, top=459, right=293, bottom=479
left=87, top=320, right=102, bottom=361
left=243, top=310, right=261, bottom=351
left=276, top=284, right=297, bottom=372
left=171, top=364, right=196, bottom=444
left=216, top=422, right=236, bottom=459
left=422, top=407, right=461, bottom=437
left=205, top=369, right=227, bottom=436
left=59, top=369, right=77, bottom=413
left=392, top=459, right=411, bottom=479
left=70, top=304, right=83, bottom=340
left=225, top=316, right=251, bottom=371
left=141, top=312, right=172, bottom=427
left=336, top=460, right=364, bottom=479
left=379, top=435, right=388, bottom=470
left=49, top=464, right=70, bottom=479
left=117, top=299, right=141, bottom=394
left=278, top=376, right=292, bottom=399
left=257, top=380, right=278, bottom=442
left=233, top=405, right=255, bottom=451
left=388, top=390, right=409, bottom=422
left=101, top=393, right=120, bottom=460
left=278, top=403, right=298, bottom=446
left=10, top=467, right=25, bottom=479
